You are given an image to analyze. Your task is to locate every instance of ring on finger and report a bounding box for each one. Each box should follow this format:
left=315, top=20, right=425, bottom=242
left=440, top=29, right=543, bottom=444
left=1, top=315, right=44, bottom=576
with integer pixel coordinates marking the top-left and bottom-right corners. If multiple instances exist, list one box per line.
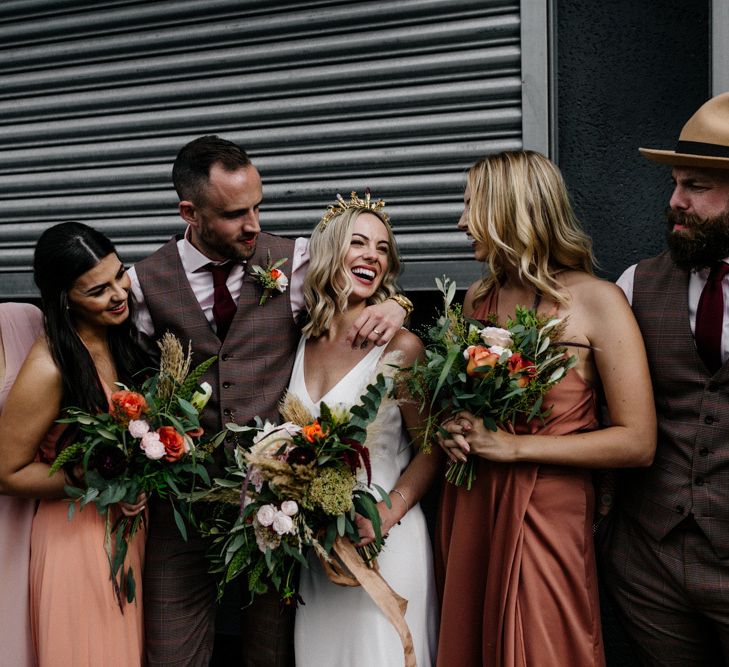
left=373, top=328, right=382, bottom=336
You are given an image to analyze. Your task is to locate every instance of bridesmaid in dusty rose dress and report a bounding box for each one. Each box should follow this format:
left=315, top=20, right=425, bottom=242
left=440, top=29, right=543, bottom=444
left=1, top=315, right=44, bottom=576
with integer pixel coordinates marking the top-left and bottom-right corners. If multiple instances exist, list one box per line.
left=436, top=152, right=656, bottom=667
left=0, top=302, right=44, bottom=667
left=0, top=223, right=149, bottom=667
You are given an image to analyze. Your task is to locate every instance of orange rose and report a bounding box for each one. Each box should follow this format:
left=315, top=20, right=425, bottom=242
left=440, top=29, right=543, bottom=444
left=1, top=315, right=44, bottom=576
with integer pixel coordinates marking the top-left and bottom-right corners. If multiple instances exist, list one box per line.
left=270, top=268, right=282, bottom=280
left=158, top=426, right=188, bottom=462
left=110, top=390, right=148, bottom=424
left=465, top=345, right=500, bottom=378
left=507, top=353, right=537, bottom=387
left=302, top=420, right=326, bottom=443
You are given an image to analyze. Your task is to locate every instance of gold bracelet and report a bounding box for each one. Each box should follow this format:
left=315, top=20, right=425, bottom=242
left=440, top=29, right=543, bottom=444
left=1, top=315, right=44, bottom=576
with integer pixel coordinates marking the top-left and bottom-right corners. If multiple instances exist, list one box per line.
left=388, top=293, right=413, bottom=318
left=391, top=488, right=409, bottom=512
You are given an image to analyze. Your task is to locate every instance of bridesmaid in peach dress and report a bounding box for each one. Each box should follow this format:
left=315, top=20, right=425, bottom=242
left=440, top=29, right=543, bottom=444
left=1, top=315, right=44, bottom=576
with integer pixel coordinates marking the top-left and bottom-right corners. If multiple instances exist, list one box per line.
left=0, top=223, right=149, bottom=667
left=435, top=152, right=656, bottom=666
left=0, top=302, right=44, bottom=667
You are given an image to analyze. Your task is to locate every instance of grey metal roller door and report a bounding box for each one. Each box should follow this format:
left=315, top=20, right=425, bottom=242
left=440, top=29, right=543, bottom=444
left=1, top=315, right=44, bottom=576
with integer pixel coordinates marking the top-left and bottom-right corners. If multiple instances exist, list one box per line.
left=0, top=0, right=546, bottom=297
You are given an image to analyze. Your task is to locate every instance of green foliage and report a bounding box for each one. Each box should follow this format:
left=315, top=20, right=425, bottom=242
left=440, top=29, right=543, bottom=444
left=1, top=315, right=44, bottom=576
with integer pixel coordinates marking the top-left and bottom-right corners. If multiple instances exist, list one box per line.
left=403, top=276, right=578, bottom=487
left=200, top=375, right=392, bottom=606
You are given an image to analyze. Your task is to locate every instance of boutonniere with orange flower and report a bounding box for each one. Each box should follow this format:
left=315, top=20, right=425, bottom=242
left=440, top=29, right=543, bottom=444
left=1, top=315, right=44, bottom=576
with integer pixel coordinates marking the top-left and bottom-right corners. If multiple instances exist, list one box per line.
left=250, top=251, right=289, bottom=306
left=50, top=334, right=224, bottom=610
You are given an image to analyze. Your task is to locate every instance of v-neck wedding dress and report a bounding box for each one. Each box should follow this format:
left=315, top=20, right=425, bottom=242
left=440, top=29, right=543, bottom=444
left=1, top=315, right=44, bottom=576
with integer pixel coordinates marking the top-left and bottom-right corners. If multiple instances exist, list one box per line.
left=288, top=336, right=437, bottom=666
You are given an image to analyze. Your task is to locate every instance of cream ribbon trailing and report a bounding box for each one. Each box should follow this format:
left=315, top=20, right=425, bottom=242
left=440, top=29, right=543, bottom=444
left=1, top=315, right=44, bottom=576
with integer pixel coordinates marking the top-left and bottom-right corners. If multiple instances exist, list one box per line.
left=318, top=536, right=416, bottom=667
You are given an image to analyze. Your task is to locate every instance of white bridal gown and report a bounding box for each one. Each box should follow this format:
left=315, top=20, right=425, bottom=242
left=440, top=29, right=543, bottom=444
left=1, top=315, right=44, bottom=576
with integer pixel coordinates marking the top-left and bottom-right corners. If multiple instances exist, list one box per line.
left=288, top=337, right=437, bottom=667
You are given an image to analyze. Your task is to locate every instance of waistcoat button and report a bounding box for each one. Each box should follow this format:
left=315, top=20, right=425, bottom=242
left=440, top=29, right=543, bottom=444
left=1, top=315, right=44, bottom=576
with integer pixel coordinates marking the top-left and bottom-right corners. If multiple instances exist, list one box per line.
left=699, top=447, right=709, bottom=456
left=675, top=505, right=684, bottom=514
left=695, top=476, right=705, bottom=486
left=223, top=408, right=232, bottom=417
left=704, top=416, right=715, bottom=425
left=223, top=382, right=231, bottom=389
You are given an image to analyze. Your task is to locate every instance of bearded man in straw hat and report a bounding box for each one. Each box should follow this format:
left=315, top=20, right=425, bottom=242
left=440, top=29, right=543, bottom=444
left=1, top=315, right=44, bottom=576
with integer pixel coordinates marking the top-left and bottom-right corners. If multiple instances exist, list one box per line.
left=603, top=91, right=729, bottom=666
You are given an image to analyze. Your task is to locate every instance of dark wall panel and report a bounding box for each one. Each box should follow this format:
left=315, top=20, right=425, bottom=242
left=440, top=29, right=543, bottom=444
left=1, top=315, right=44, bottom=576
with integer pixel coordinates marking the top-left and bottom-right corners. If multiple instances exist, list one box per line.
left=557, top=0, right=710, bottom=281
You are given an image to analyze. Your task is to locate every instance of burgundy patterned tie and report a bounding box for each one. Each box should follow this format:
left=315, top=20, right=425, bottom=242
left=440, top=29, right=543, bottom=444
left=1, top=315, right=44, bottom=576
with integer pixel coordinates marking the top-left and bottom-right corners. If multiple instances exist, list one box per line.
left=695, top=262, right=729, bottom=373
left=207, top=262, right=237, bottom=341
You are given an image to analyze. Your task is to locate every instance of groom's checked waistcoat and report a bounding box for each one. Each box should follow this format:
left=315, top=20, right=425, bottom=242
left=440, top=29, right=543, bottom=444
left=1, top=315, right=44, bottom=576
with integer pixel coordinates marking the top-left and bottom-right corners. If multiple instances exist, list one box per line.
left=134, top=233, right=300, bottom=436
left=623, top=250, right=729, bottom=557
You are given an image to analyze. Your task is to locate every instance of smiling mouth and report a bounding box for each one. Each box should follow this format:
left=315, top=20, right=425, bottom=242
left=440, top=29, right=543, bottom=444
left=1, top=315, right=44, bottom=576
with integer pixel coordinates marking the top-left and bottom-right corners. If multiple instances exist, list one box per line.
left=352, top=266, right=376, bottom=283
left=108, top=301, right=127, bottom=314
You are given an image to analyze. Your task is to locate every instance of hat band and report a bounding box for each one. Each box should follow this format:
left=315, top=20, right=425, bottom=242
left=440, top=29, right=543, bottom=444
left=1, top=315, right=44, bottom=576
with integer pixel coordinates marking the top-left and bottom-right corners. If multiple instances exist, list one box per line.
left=675, top=140, right=729, bottom=159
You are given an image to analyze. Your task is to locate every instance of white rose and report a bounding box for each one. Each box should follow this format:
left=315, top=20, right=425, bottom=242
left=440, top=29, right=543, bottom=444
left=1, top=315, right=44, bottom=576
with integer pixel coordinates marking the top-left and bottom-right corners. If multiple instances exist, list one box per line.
left=479, top=326, right=513, bottom=349
left=275, top=272, right=289, bottom=293
left=128, top=419, right=150, bottom=438
left=140, top=432, right=165, bottom=460
left=280, top=500, right=298, bottom=516
left=272, top=511, right=294, bottom=535
left=190, top=382, right=212, bottom=412
left=250, top=422, right=298, bottom=457
left=488, top=345, right=513, bottom=360
left=256, top=504, right=277, bottom=527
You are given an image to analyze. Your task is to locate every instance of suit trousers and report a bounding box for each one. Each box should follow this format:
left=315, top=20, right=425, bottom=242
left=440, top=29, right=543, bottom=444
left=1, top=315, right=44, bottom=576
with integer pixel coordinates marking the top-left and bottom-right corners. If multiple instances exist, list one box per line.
left=144, top=501, right=295, bottom=667
left=603, top=511, right=729, bottom=667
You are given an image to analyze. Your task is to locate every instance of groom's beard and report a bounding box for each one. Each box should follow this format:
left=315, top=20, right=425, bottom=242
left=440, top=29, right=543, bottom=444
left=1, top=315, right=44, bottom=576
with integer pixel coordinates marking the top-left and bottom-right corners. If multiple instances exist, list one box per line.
left=666, top=208, right=729, bottom=271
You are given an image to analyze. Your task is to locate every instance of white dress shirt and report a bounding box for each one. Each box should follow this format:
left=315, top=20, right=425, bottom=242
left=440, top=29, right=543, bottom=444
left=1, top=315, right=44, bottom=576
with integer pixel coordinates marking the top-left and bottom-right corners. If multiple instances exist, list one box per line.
left=128, top=231, right=309, bottom=337
left=617, top=260, right=729, bottom=364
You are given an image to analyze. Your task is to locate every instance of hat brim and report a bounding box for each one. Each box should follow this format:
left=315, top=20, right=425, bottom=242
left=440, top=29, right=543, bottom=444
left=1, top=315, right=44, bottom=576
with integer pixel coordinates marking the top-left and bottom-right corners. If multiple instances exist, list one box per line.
left=639, top=147, right=729, bottom=169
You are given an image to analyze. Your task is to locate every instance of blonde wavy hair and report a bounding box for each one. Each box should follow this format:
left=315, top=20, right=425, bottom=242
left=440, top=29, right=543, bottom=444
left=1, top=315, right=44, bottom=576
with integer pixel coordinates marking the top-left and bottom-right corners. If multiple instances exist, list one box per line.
left=302, top=207, right=401, bottom=337
left=466, top=151, right=594, bottom=306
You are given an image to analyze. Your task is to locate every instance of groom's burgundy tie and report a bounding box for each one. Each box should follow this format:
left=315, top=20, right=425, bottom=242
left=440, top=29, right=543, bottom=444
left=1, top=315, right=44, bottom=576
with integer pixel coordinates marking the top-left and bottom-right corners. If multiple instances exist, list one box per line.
left=695, top=262, right=729, bottom=373
left=206, top=262, right=237, bottom=341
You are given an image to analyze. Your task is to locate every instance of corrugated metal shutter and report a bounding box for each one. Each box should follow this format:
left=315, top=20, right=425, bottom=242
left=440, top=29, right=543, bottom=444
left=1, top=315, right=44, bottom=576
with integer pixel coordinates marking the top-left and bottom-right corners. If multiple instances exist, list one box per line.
left=0, top=0, right=536, bottom=297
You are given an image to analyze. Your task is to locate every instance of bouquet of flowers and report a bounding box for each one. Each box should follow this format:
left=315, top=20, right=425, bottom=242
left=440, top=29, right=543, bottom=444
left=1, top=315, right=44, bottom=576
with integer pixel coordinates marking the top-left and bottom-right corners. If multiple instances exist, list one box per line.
left=50, top=333, right=223, bottom=608
left=403, top=276, right=578, bottom=489
left=201, top=373, right=391, bottom=606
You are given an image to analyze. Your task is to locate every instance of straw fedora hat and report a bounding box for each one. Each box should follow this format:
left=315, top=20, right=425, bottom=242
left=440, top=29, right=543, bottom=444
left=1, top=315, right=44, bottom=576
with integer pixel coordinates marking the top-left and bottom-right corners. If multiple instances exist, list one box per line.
left=640, top=91, right=729, bottom=168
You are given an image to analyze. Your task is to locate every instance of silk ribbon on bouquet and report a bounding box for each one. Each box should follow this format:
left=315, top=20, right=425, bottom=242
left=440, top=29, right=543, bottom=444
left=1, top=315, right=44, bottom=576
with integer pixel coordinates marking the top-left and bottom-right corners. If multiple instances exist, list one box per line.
left=318, top=536, right=416, bottom=667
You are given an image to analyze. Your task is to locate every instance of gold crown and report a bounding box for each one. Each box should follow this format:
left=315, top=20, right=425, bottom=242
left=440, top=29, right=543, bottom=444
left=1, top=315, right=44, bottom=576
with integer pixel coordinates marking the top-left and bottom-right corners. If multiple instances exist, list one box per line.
left=318, top=189, right=390, bottom=230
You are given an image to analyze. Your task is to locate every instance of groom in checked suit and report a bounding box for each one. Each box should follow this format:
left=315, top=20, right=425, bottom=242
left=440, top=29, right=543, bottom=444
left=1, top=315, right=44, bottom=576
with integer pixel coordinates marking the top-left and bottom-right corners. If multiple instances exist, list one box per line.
left=605, top=92, right=729, bottom=666
left=128, top=135, right=409, bottom=666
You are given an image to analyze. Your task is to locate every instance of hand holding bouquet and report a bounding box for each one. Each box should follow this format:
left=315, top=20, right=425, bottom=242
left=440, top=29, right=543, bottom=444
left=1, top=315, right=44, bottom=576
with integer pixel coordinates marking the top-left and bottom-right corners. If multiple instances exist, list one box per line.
left=50, top=333, right=222, bottom=608
left=202, top=373, right=391, bottom=606
left=403, top=276, right=577, bottom=489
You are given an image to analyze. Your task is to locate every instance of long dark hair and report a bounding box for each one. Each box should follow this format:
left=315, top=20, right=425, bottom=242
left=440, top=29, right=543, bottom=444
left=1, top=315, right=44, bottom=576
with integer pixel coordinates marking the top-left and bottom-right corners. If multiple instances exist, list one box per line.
left=33, top=222, right=148, bottom=413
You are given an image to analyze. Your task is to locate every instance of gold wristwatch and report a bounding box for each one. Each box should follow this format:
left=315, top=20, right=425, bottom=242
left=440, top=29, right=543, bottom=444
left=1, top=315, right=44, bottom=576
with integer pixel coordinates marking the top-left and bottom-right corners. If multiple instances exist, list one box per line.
left=388, top=293, right=414, bottom=318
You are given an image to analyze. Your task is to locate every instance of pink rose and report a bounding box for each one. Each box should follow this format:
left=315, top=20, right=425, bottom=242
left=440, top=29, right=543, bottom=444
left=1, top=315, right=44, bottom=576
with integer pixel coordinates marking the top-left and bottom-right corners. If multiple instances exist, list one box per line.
left=256, top=504, right=276, bottom=527
left=272, top=511, right=294, bottom=535
left=128, top=419, right=150, bottom=438
left=140, top=432, right=165, bottom=460
left=478, top=326, right=513, bottom=348
left=280, top=500, right=298, bottom=516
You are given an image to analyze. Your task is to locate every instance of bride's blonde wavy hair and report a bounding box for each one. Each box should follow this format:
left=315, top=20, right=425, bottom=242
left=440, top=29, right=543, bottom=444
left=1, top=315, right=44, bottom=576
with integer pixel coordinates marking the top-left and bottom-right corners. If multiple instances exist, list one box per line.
left=467, top=151, right=594, bottom=306
left=302, top=207, right=400, bottom=337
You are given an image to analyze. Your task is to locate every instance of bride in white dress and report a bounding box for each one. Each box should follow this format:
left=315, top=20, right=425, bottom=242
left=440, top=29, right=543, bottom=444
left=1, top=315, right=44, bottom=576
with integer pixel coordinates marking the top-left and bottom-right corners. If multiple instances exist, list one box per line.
left=289, top=194, right=440, bottom=666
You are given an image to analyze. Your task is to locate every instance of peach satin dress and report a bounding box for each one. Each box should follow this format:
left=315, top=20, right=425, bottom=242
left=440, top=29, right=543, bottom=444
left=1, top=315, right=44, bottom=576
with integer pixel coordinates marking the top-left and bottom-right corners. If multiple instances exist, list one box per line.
left=435, top=290, right=606, bottom=667
left=0, top=303, right=44, bottom=667
left=29, top=376, right=145, bottom=665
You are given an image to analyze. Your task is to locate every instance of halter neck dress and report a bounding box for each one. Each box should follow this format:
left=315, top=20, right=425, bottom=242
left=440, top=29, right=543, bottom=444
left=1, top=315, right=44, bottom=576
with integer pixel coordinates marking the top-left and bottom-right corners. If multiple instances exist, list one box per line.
left=435, top=288, right=606, bottom=667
